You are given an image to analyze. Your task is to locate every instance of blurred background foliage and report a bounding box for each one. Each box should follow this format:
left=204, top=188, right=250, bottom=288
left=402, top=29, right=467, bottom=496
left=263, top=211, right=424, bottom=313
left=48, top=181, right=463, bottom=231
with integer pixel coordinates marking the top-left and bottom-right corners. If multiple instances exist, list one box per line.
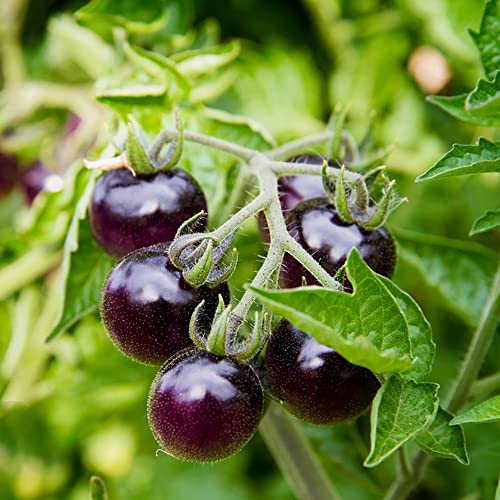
left=0, top=0, right=499, bottom=499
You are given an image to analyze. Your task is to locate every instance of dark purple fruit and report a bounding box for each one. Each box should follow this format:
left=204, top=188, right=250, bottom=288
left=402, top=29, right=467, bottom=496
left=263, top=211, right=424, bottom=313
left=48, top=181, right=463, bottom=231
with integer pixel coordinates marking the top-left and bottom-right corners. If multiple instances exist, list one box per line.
left=277, top=154, right=333, bottom=213
left=265, top=320, right=380, bottom=424
left=90, top=168, right=207, bottom=258
left=148, top=348, right=263, bottom=462
left=101, top=243, right=229, bottom=365
left=280, top=198, right=396, bottom=288
left=0, top=152, right=20, bottom=199
left=259, top=154, right=332, bottom=241
left=21, top=162, right=63, bottom=204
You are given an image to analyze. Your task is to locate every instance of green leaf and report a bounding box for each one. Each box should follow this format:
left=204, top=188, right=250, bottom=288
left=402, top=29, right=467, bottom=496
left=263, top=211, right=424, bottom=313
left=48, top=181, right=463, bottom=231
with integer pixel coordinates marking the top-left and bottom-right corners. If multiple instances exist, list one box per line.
left=427, top=94, right=500, bottom=126
left=466, top=72, right=500, bottom=115
left=378, top=276, right=435, bottom=381
left=197, top=107, right=276, bottom=150
left=250, top=249, right=414, bottom=374
left=450, top=396, right=500, bottom=425
left=77, top=0, right=169, bottom=35
left=95, top=36, right=197, bottom=109
left=173, top=41, right=240, bottom=78
left=394, top=229, right=498, bottom=326
left=307, top=425, right=382, bottom=494
left=416, top=408, right=469, bottom=464
left=469, top=0, right=500, bottom=80
left=47, top=171, right=115, bottom=341
left=229, top=44, right=324, bottom=138
left=190, top=68, right=238, bottom=104
left=124, top=44, right=190, bottom=99
left=90, top=475, right=108, bottom=500
left=416, top=138, right=500, bottom=182
left=95, top=67, right=168, bottom=108
left=364, top=376, right=439, bottom=467
left=470, top=208, right=500, bottom=235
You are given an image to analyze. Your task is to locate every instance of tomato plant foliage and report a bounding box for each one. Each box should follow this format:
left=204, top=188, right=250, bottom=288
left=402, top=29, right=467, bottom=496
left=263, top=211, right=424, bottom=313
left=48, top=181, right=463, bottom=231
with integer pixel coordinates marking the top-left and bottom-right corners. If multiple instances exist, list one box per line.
left=0, top=0, right=499, bottom=499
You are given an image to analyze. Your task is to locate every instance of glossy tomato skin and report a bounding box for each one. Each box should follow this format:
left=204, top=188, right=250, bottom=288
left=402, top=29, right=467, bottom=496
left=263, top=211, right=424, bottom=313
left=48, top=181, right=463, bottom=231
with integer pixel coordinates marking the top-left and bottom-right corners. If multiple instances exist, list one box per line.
left=148, top=348, right=264, bottom=462
left=264, top=320, right=380, bottom=424
left=259, top=154, right=332, bottom=241
left=101, top=244, right=229, bottom=365
left=280, top=198, right=396, bottom=288
left=90, top=168, right=207, bottom=258
left=277, top=154, right=333, bottom=213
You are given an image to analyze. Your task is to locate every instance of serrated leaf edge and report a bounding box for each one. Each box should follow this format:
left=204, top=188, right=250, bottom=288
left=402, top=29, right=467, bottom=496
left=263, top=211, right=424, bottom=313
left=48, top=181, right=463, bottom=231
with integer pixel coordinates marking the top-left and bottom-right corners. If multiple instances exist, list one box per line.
left=363, top=378, right=440, bottom=467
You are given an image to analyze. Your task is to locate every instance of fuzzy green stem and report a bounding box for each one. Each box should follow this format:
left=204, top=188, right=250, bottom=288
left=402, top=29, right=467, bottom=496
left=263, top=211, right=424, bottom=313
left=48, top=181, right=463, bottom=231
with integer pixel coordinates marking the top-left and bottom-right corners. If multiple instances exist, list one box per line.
left=260, top=402, right=341, bottom=500
left=285, top=236, right=342, bottom=290
left=266, top=131, right=333, bottom=160
left=227, top=165, right=284, bottom=325
left=271, top=161, right=337, bottom=177
left=259, top=164, right=341, bottom=290
left=170, top=146, right=341, bottom=499
left=384, top=451, right=427, bottom=500
left=230, top=241, right=284, bottom=328
left=154, top=129, right=256, bottom=162
left=397, top=448, right=413, bottom=479
left=445, top=262, right=500, bottom=412
left=167, top=140, right=343, bottom=311
left=211, top=193, right=269, bottom=242
left=271, top=160, right=363, bottom=186
left=470, top=372, right=500, bottom=401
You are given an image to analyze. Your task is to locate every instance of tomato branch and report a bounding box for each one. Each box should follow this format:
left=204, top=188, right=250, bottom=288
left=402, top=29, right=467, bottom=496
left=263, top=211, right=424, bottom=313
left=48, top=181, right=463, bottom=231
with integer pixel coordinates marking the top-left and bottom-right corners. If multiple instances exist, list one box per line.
left=260, top=402, right=342, bottom=500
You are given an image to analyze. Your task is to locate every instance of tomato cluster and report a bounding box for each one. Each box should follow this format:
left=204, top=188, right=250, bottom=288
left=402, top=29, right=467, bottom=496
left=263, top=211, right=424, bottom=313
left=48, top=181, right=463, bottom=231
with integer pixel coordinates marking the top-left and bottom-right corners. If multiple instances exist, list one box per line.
left=93, top=157, right=394, bottom=462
